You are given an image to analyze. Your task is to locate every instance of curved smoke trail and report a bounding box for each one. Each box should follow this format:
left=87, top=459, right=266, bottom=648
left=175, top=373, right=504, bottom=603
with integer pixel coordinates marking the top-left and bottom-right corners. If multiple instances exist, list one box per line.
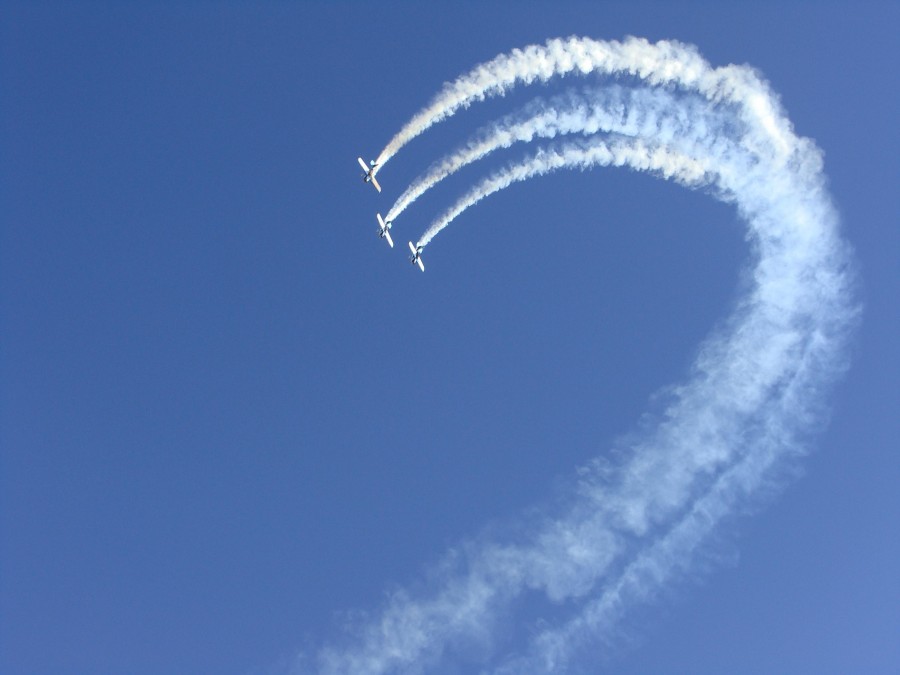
left=415, top=135, right=716, bottom=248
left=386, top=85, right=734, bottom=224
left=316, top=41, right=857, bottom=674
left=373, top=36, right=793, bottom=172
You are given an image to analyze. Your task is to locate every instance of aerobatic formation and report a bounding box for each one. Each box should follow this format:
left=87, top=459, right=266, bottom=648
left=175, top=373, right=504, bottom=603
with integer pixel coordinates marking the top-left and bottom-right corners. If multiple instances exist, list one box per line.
left=332, top=36, right=858, bottom=674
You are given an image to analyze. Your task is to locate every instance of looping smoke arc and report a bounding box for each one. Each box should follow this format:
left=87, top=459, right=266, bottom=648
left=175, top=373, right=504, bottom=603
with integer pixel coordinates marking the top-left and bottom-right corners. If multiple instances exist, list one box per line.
left=313, top=37, right=857, bottom=674
left=373, top=35, right=794, bottom=174
left=385, top=85, right=733, bottom=224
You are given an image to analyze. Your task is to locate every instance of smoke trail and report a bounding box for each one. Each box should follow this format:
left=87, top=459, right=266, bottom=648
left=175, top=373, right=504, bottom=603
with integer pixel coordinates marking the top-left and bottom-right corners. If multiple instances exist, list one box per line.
left=314, top=128, right=855, bottom=673
left=374, top=36, right=793, bottom=171
left=314, top=43, right=857, bottom=674
left=416, top=135, right=715, bottom=249
left=386, top=86, right=735, bottom=223
left=495, top=302, right=852, bottom=673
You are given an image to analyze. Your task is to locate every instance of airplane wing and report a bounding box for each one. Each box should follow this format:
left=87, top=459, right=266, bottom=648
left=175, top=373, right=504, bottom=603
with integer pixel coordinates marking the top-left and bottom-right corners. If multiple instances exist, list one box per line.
left=357, top=157, right=370, bottom=172
left=408, top=241, right=417, bottom=256
left=377, top=213, right=387, bottom=229
left=384, top=231, right=394, bottom=248
left=370, top=176, right=381, bottom=193
left=416, top=257, right=425, bottom=272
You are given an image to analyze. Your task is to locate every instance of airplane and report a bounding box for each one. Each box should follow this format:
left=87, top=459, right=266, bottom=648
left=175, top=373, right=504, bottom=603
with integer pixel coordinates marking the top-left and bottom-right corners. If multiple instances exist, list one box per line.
left=357, top=157, right=381, bottom=193
left=376, top=213, right=394, bottom=248
left=408, top=241, right=425, bottom=272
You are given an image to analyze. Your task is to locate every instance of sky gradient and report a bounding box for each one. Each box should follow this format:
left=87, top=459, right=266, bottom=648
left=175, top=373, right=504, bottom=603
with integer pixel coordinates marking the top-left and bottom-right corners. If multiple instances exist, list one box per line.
left=2, top=2, right=898, bottom=674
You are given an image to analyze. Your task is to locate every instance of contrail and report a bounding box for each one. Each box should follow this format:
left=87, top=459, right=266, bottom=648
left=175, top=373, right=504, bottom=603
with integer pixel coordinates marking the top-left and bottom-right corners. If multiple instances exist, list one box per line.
left=495, top=313, right=850, bottom=673
left=385, top=85, right=734, bottom=224
left=373, top=36, right=793, bottom=172
left=415, top=134, right=715, bottom=249
left=311, top=43, right=857, bottom=674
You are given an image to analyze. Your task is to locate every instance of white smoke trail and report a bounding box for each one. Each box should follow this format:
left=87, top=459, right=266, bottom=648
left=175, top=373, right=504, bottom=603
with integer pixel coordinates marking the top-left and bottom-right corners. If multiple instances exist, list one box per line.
left=374, top=36, right=793, bottom=172
left=312, top=44, right=857, bottom=675
left=386, top=86, right=734, bottom=223
left=416, top=135, right=716, bottom=249
left=313, top=132, right=855, bottom=673
left=495, top=298, right=852, bottom=673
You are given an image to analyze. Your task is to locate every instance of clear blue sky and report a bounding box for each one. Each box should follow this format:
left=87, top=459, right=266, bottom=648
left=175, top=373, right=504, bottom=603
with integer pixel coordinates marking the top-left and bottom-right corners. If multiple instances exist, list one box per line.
left=2, top=2, right=897, bottom=674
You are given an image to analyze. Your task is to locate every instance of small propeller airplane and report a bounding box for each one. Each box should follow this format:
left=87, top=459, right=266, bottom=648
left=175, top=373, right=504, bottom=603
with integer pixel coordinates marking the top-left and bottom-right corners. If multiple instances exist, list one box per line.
left=376, top=213, right=393, bottom=248
left=357, top=157, right=381, bottom=193
left=408, top=241, right=425, bottom=272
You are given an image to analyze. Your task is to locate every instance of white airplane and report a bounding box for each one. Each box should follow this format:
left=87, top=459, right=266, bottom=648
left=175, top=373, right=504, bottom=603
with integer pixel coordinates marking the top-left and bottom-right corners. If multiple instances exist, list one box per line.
left=408, top=241, right=425, bottom=272
left=376, top=213, right=393, bottom=248
left=357, top=157, right=381, bottom=193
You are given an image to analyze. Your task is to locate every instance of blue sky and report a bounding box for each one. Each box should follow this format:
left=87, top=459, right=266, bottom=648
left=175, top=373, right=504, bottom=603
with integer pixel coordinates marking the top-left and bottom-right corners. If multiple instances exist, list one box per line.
left=2, top=2, right=898, bottom=674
